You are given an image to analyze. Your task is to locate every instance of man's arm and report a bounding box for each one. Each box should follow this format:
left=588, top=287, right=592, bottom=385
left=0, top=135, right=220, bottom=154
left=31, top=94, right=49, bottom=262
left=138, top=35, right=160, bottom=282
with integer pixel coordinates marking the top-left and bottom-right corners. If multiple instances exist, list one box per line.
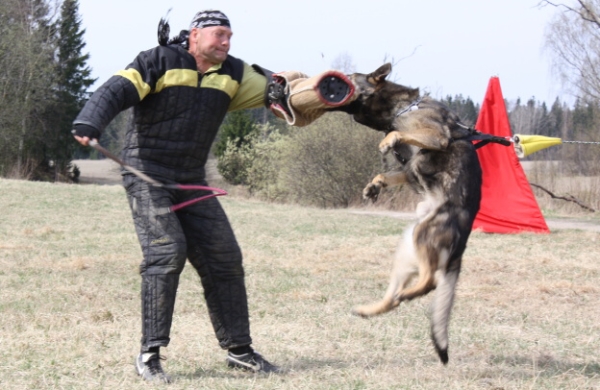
left=72, top=75, right=141, bottom=145
left=227, top=61, right=358, bottom=127
left=72, top=46, right=178, bottom=144
left=228, top=62, right=269, bottom=111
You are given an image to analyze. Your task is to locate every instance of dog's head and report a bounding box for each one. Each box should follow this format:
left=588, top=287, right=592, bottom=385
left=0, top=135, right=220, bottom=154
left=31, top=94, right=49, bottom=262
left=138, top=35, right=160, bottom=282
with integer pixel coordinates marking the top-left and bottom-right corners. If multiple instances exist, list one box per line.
left=336, top=63, right=420, bottom=133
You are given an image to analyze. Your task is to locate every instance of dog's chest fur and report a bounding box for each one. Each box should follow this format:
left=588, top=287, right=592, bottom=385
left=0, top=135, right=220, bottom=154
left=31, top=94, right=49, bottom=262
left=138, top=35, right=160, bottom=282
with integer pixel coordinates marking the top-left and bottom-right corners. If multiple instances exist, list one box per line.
left=393, top=140, right=482, bottom=214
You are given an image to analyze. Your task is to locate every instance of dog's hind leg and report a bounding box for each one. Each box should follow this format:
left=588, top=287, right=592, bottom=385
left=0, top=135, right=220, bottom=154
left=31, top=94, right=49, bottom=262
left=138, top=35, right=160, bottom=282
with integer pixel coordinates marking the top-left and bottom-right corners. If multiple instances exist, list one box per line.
left=429, top=257, right=461, bottom=365
left=352, top=225, right=419, bottom=317
left=395, top=245, right=440, bottom=302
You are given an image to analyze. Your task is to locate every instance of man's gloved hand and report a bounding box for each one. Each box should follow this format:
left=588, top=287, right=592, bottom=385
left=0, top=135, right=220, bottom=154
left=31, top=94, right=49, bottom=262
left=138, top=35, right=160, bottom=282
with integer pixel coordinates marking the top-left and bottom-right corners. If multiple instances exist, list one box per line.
left=72, top=124, right=100, bottom=140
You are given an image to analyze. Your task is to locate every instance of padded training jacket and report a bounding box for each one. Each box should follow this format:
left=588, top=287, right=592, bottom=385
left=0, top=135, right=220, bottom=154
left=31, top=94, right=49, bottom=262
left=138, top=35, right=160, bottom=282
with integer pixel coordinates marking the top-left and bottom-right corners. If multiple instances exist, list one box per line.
left=73, top=44, right=267, bottom=182
left=73, top=44, right=269, bottom=351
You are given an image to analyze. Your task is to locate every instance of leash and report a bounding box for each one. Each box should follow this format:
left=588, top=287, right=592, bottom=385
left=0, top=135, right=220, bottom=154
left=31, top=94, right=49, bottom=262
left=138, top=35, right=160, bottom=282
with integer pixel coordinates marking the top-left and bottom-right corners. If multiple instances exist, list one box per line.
left=454, top=122, right=512, bottom=149
left=88, top=140, right=227, bottom=213
left=395, top=97, right=600, bottom=151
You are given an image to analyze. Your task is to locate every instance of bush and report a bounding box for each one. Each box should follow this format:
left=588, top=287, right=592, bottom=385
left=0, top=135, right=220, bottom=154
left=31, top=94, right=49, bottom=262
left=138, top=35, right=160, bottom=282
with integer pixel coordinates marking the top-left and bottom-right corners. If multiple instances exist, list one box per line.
left=214, top=110, right=258, bottom=158
left=216, top=136, right=254, bottom=185
left=245, top=127, right=290, bottom=201
left=216, top=123, right=283, bottom=188
left=220, top=113, right=384, bottom=208
left=277, top=113, right=383, bottom=207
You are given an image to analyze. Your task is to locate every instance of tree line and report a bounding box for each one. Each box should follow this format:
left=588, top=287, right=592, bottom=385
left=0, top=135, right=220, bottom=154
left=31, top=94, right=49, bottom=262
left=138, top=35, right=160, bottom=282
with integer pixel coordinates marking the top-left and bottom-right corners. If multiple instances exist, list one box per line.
left=1, top=0, right=599, bottom=186
left=0, top=0, right=94, bottom=181
left=212, top=94, right=599, bottom=209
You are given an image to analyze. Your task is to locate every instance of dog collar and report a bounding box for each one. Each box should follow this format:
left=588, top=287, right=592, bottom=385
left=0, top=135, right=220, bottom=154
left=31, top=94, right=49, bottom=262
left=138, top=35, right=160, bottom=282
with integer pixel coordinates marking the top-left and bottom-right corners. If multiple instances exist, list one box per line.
left=396, top=94, right=429, bottom=117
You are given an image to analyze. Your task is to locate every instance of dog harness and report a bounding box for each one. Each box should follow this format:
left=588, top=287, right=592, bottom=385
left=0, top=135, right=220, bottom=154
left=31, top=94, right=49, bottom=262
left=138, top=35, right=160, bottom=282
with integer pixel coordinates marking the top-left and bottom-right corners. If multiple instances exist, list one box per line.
left=395, top=96, right=511, bottom=150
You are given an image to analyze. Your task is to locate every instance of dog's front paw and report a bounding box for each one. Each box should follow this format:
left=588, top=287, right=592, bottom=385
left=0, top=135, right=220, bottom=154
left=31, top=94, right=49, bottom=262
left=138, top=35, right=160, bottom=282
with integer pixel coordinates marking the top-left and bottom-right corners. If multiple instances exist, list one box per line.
left=363, top=182, right=382, bottom=201
left=379, top=132, right=400, bottom=154
left=379, top=140, right=394, bottom=155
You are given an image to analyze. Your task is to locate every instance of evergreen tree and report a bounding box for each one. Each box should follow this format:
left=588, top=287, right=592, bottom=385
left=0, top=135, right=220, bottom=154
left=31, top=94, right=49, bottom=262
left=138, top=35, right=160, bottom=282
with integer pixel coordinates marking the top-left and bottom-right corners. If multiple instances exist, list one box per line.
left=441, top=94, right=479, bottom=126
left=46, top=0, right=96, bottom=178
left=547, top=97, right=564, bottom=138
left=214, top=110, right=257, bottom=157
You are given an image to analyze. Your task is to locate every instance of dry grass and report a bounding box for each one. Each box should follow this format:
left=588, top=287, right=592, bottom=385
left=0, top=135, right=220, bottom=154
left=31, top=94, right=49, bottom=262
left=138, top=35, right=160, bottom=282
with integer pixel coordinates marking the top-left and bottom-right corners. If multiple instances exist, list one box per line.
left=1, top=178, right=599, bottom=389
left=524, top=161, right=600, bottom=216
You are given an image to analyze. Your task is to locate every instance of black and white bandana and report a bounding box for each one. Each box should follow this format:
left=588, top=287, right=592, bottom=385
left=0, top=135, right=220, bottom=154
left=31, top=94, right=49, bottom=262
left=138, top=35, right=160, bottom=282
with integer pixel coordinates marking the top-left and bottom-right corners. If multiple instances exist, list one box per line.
left=189, top=10, right=231, bottom=30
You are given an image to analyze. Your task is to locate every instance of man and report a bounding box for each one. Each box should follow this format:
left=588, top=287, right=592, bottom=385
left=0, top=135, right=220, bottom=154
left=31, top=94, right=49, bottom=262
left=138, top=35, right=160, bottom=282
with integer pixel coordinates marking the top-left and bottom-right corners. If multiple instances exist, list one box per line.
left=73, top=8, right=358, bottom=383
left=73, top=10, right=281, bottom=383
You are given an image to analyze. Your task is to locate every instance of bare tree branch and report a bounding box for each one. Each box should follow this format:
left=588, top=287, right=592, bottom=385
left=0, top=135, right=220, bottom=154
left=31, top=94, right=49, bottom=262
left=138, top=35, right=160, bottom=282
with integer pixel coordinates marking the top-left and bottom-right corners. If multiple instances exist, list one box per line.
left=543, top=0, right=600, bottom=102
left=540, top=0, right=600, bottom=28
left=530, top=182, right=596, bottom=212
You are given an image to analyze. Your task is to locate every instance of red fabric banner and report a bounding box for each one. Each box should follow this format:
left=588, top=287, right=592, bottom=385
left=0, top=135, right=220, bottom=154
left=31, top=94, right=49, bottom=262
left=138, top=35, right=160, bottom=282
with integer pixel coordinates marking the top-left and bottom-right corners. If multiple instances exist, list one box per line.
left=472, top=77, right=550, bottom=234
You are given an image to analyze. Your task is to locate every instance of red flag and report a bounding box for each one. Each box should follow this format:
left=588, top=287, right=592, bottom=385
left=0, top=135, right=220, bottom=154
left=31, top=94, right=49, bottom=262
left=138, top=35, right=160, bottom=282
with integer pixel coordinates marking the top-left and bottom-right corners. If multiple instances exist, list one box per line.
left=472, top=77, right=549, bottom=233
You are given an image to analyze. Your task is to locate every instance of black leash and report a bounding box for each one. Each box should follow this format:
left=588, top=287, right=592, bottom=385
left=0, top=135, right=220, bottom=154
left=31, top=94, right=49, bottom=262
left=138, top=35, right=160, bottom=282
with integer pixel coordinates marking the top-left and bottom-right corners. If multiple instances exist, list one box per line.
left=455, top=123, right=512, bottom=149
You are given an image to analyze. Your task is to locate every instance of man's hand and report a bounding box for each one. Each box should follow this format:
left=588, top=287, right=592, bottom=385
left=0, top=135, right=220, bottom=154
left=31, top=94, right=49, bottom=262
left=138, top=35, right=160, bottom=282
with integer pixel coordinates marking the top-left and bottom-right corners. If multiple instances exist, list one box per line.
left=72, top=124, right=100, bottom=146
left=73, top=135, right=94, bottom=146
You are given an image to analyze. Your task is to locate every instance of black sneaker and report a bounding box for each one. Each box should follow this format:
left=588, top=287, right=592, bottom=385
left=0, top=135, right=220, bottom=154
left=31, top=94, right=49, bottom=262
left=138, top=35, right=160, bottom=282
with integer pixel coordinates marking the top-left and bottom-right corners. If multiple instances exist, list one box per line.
left=226, top=351, right=280, bottom=374
left=135, top=352, right=171, bottom=383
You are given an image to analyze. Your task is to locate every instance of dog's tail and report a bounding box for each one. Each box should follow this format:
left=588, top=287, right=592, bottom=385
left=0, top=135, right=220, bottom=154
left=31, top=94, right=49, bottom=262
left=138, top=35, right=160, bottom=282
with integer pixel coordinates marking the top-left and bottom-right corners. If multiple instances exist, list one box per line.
left=429, top=261, right=460, bottom=365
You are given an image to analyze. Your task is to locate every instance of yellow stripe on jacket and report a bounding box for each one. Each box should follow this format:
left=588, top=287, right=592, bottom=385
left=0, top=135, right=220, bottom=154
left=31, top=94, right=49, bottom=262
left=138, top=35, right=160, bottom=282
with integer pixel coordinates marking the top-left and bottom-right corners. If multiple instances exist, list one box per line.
left=115, top=67, right=244, bottom=101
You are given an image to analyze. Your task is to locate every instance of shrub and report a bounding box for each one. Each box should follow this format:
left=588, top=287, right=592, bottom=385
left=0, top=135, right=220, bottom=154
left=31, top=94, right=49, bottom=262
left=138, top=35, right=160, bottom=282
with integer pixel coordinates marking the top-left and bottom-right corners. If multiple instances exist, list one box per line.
left=214, top=110, right=258, bottom=158
left=216, top=123, right=283, bottom=188
left=279, top=114, right=381, bottom=207
left=245, top=113, right=383, bottom=207
left=245, top=127, right=290, bottom=201
left=217, top=111, right=424, bottom=209
left=216, top=136, right=254, bottom=185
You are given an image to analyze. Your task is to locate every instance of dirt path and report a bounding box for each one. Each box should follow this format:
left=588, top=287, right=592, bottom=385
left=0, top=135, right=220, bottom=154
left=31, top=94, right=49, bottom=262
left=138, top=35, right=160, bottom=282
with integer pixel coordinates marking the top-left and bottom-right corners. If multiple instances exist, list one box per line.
left=73, top=156, right=223, bottom=185
left=74, top=160, right=600, bottom=232
left=73, top=159, right=122, bottom=185
left=350, top=210, right=600, bottom=233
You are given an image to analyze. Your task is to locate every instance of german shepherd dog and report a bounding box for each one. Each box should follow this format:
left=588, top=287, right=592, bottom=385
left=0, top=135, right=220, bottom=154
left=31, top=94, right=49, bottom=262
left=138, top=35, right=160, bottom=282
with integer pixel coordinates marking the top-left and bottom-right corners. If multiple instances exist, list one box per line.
left=334, top=63, right=504, bottom=364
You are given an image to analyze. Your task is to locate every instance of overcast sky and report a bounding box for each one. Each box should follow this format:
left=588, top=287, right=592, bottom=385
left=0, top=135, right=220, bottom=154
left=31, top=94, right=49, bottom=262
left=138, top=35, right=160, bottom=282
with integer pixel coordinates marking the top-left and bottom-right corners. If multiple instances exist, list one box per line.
left=78, top=0, right=562, bottom=105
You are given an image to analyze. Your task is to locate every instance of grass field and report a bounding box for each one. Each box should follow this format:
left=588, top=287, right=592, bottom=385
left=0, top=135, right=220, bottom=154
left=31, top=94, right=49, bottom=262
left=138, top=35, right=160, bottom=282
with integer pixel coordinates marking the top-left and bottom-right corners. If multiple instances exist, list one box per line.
left=1, top=178, right=599, bottom=389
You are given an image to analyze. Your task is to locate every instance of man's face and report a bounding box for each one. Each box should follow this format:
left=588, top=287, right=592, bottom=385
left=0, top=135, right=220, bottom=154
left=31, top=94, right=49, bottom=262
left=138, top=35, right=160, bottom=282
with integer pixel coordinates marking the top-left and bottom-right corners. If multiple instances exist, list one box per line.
left=190, top=26, right=232, bottom=67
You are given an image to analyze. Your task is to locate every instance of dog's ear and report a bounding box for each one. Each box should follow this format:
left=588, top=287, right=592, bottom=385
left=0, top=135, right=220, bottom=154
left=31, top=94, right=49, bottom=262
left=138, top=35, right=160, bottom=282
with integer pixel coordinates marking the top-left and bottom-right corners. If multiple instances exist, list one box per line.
left=368, top=63, right=392, bottom=85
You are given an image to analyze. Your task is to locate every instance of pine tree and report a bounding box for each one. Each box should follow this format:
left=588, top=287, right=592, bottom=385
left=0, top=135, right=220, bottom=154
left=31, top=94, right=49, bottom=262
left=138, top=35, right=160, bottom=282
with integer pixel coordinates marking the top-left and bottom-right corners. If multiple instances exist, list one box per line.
left=547, top=97, right=564, bottom=138
left=47, top=0, right=96, bottom=179
left=441, top=94, right=479, bottom=126
left=214, top=110, right=257, bottom=157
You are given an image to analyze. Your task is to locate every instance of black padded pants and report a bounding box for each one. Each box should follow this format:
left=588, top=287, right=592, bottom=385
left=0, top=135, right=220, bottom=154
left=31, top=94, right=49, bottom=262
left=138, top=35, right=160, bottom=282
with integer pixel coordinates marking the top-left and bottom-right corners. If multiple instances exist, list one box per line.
left=124, top=175, right=252, bottom=352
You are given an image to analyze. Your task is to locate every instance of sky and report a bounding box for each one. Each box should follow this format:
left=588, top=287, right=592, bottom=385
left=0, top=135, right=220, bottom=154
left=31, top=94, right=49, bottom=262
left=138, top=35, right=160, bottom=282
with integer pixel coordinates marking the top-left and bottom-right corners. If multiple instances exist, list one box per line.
left=78, top=0, right=563, bottom=106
